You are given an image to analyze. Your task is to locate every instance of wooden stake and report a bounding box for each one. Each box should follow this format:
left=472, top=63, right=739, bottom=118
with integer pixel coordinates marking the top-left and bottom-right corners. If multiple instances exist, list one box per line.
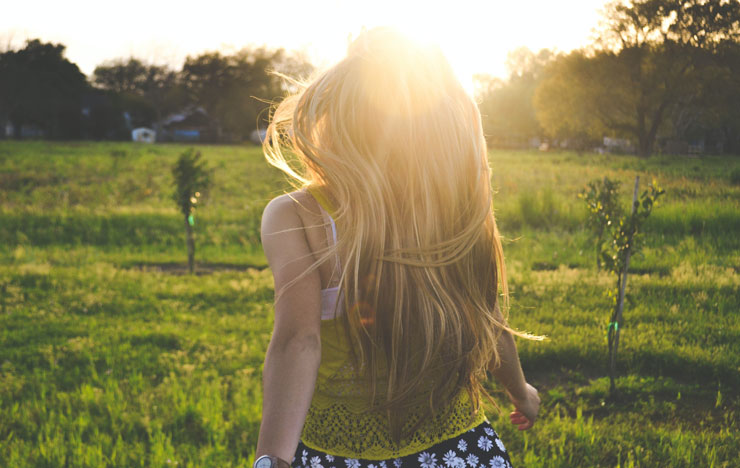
left=186, top=217, right=195, bottom=274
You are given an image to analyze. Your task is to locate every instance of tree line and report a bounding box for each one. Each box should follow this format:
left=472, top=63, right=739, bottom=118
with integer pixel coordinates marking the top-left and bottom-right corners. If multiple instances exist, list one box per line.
left=0, top=40, right=312, bottom=142
left=476, top=0, right=740, bottom=156
left=2, top=0, right=739, bottom=155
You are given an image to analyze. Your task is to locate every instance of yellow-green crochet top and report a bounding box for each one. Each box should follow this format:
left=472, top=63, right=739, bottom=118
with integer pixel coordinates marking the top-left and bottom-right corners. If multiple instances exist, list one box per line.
left=301, top=187, right=486, bottom=460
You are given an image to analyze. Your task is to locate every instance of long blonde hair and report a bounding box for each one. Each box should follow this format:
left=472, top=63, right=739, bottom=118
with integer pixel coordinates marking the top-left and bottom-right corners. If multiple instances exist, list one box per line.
left=264, top=27, right=536, bottom=440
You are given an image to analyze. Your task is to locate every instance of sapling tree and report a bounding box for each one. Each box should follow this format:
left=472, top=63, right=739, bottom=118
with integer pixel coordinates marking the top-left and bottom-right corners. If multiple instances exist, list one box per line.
left=580, top=177, right=622, bottom=270
left=172, top=148, right=212, bottom=273
left=110, top=149, right=127, bottom=173
left=580, top=176, right=664, bottom=397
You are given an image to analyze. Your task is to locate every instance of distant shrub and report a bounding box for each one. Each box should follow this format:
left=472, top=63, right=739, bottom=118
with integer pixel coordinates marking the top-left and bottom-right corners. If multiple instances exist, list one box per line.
left=579, top=177, right=622, bottom=269
left=517, top=192, right=540, bottom=228
left=172, top=148, right=213, bottom=273
left=110, top=149, right=127, bottom=172
left=730, top=168, right=740, bottom=186
left=514, top=188, right=568, bottom=230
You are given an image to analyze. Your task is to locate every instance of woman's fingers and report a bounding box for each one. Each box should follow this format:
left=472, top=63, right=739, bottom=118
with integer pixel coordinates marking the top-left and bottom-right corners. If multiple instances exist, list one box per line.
left=517, top=420, right=533, bottom=431
left=509, top=411, right=532, bottom=430
left=509, top=411, right=525, bottom=421
left=507, top=383, right=540, bottom=430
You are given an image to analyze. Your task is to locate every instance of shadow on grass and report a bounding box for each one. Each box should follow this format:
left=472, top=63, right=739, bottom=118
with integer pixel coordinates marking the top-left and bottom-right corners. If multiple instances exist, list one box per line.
left=503, top=367, right=733, bottom=429
left=123, top=262, right=268, bottom=275
left=522, top=346, right=739, bottom=392
left=530, top=261, right=671, bottom=277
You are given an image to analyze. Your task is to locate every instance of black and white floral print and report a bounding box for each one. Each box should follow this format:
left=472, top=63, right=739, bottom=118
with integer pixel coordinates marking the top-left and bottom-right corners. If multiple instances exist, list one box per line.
left=292, top=422, right=512, bottom=468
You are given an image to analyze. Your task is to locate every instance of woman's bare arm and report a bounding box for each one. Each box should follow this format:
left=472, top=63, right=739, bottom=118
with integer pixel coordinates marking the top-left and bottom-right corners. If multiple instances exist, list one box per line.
left=255, top=194, right=323, bottom=463
left=489, top=302, right=540, bottom=430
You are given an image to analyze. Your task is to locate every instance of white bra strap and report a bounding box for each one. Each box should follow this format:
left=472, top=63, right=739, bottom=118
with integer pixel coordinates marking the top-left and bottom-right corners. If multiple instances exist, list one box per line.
left=317, top=204, right=341, bottom=274
left=327, top=212, right=338, bottom=245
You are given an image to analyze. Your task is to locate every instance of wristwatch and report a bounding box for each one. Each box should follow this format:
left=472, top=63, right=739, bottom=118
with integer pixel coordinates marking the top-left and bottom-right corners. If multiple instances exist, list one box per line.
left=254, top=455, right=291, bottom=468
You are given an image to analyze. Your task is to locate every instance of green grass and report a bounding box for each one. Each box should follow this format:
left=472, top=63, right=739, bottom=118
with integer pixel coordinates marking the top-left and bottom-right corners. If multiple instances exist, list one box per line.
left=0, top=141, right=738, bottom=467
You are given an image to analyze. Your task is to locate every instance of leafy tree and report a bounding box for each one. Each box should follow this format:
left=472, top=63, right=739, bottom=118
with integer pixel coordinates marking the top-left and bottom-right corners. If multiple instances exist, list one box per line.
left=172, top=149, right=212, bottom=273
left=580, top=177, right=623, bottom=269
left=0, top=39, right=88, bottom=139
left=714, top=42, right=740, bottom=153
left=181, top=47, right=312, bottom=141
left=663, top=40, right=740, bottom=154
left=599, top=0, right=740, bottom=156
left=599, top=0, right=740, bottom=51
left=535, top=42, right=697, bottom=156
left=93, top=58, right=183, bottom=133
left=94, top=58, right=170, bottom=94
left=533, top=50, right=611, bottom=151
left=580, top=177, right=664, bottom=397
left=475, top=48, right=553, bottom=147
left=535, top=0, right=740, bottom=156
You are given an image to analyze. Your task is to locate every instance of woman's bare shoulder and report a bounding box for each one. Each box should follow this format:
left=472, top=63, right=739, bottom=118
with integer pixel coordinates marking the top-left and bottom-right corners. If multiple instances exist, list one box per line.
left=263, top=190, right=319, bottom=221
left=260, top=191, right=318, bottom=272
left=261, top=190, right=320, bottom=237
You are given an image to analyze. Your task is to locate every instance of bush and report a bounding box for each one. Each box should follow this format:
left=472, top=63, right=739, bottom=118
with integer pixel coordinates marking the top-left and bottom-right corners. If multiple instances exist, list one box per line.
left=730, top=168, right=740, bottom=186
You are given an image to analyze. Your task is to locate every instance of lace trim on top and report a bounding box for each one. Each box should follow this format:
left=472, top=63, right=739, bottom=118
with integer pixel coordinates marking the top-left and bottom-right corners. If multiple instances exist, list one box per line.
left=302, top=319, right=486, bottom=460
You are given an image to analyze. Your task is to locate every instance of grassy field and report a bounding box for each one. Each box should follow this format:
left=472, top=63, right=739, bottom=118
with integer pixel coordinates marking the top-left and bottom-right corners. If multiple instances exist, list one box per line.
left=0, top=141, right=738, bottom=467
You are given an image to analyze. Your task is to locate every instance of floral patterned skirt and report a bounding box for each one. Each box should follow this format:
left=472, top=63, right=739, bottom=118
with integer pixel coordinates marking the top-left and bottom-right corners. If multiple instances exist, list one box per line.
left=292, top=421, right=512, bottom=468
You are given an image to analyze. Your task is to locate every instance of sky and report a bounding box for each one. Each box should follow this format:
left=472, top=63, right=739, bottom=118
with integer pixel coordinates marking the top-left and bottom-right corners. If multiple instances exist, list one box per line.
left=1, top=0, right=610, bottom=88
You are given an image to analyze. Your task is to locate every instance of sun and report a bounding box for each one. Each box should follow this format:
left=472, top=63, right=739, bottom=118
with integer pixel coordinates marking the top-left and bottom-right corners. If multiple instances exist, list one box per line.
left=336, top=0, right=603, bottom=97
left=346, top=2, right=512, bottom=97
left=389, top=26, right=478, bottom=96
left=357, top=22, right=479, bottom=96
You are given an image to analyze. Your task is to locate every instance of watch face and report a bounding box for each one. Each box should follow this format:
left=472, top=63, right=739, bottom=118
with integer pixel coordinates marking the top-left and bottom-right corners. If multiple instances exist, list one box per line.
left=255, top=456, right=276, bottom=468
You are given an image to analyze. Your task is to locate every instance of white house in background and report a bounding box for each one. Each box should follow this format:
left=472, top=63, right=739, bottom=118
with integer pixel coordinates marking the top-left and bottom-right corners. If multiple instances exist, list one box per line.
left=603, top=136, right=634, bottom=153
left=132, top=127, right=156, bottom=143
left=250, top=128, right=267, bottom=144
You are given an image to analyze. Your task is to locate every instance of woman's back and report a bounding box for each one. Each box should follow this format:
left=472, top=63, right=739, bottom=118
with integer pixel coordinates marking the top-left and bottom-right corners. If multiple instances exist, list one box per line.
left=253, top=28, right=540, bottom=468
left=294, top=187, right=486, bottom=459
